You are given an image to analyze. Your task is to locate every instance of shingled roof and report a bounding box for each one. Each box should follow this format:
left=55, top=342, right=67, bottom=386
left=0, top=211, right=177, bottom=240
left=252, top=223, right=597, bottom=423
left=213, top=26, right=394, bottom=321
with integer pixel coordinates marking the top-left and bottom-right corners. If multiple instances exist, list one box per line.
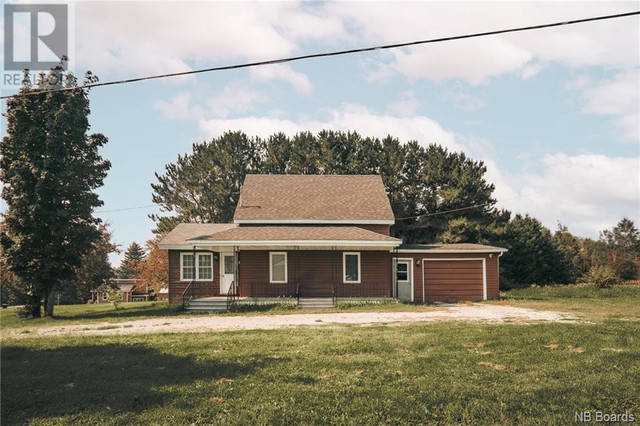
left=158, top=223, right=237, bottom=246
left=233, top=175, right=395, bottom=223
left=191, top=226, right=400, bottom=243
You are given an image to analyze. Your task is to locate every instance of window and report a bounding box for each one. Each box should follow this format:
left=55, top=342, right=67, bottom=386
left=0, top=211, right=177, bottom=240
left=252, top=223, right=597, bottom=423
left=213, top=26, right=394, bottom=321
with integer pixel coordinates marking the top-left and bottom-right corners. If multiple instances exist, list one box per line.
left=396, top=262, right=409, bottom=282
left=181, top=253, right=213, bottom=281
left=198, top=254, right=212, bottom=280
left=343, top=252, right=361, bottom=283
left=102, top=292, right=108, bottom=301
left=269, top=252, right=287, bottom=283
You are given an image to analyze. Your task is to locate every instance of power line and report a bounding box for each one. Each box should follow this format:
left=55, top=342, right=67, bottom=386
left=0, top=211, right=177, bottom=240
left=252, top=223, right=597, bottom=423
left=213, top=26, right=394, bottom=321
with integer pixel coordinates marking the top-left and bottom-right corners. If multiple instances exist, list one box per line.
left=95, top=204, right=156, bottom=214
left=396, top=164, right=640, bottom=221
left=2, top=10, right=638, bottom=100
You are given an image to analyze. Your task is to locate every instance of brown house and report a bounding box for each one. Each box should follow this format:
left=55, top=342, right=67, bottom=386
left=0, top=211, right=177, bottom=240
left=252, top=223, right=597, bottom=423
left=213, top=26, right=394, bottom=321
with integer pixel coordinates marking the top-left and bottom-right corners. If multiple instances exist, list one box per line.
left=97, top=279, right=150, bottom=303
left=159, top=174, right=506, bottom=310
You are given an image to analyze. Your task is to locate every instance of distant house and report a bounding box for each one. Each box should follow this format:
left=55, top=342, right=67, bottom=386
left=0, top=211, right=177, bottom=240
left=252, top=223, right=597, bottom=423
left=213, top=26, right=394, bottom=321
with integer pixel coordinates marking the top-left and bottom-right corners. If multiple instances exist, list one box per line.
left=97, top=279, right=150, bottom=303
left=159, top=174, right=506, bottom=309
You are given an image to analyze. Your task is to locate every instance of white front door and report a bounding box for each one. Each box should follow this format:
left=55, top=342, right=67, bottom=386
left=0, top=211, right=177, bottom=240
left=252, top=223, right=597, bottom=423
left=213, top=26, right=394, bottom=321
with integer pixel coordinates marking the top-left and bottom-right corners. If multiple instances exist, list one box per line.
left=396, top=259, right=413, bottom=302
left=220, top=253, right=235, bottom=295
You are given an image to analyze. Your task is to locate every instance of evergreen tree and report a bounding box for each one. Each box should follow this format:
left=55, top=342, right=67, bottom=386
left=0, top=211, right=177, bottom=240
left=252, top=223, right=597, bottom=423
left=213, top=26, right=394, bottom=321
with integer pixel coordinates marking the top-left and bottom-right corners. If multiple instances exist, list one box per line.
left=150, top=131, right=263, bottom=234
left=118, top=242, right=146, bottom=279
left=0, top=66, right=110, bottom=317
left=500, top=214, right=566, bottom=286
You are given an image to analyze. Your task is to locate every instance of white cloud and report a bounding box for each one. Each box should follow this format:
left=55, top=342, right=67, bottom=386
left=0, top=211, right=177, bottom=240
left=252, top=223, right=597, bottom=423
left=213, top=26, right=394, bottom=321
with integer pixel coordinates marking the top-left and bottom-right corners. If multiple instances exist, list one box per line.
left=498, top=154, right=640, bottom=238
left=582, top=70, right=639, bottom=141
left=387, top=91, right=419, bottom=116
left=250, top=64, right=313, bottom=94
left=330, top=2, right=639, bottom=85
left=153, top=92, right=193, bottom=120
left=198, top=103, right=460, bottom=151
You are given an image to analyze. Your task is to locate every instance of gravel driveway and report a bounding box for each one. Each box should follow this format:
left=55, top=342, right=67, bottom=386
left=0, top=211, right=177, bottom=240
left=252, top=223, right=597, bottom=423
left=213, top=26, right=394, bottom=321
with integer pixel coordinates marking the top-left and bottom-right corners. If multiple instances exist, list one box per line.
left=3, top=305, right=578, bottom=339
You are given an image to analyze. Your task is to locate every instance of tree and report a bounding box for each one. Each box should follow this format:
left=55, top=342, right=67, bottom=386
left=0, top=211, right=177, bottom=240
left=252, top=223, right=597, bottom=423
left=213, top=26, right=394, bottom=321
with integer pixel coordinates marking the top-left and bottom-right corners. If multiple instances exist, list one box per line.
left=0, top=66, right=110, bottom=317
left=600, top=218, right=640, bottom=280
left=58, top=224, right=118, bottom=303
left=150, top=131, right=263, bottom=234
left=150, top=130, right=503, bottom=246
left=118, top=242, right=146, bottom=279
left=500, top=214, right=567, bottom=286
left=136, top=237, right=169, bottom=295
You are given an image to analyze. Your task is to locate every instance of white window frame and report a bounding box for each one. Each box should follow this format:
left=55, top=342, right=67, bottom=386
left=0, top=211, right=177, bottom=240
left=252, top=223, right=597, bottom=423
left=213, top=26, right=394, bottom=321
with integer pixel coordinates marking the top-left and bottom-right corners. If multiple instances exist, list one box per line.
left=343, top=252, right=361, bottom=284
left=102, top=292, right=108, bottom=301
left=269, top=252, right=288, bottom=284
left=180, top=252, right=213, bottom=281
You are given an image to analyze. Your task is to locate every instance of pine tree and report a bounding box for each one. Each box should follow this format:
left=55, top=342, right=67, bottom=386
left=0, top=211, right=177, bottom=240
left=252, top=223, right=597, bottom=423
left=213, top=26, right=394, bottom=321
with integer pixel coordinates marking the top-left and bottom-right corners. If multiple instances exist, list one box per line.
left=0, top=66, right=110, bottom=317
left=118, top=242, right=146, bottom=279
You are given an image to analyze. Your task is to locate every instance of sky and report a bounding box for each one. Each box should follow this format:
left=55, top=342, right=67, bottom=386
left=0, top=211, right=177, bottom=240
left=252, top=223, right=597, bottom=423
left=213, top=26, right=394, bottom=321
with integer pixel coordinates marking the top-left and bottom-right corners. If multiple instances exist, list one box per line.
left=1, top=1, right=639, bottom=266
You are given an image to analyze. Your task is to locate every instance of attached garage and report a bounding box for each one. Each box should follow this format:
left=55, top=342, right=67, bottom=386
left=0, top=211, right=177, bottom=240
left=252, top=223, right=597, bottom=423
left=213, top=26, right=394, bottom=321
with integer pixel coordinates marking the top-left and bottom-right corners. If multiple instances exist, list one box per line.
left=397, top=244, right=507, bottom=303
left=424, top=259, right=485, bottom=302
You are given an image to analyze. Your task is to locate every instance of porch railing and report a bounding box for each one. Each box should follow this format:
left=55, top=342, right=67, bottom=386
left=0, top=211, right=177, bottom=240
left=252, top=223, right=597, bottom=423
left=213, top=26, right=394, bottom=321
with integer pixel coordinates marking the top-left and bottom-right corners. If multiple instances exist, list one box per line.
left=181, top=280, right=218, bottom=308
left=334, top=282, right=390, bottom=299
left=226, top=280, right=239, bottom=310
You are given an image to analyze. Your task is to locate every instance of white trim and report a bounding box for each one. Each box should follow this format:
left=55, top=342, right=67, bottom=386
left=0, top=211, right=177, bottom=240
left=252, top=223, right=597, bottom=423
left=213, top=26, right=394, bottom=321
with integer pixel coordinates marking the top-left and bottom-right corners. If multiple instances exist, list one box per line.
left=398, top=249, right=507, bottom=254
left=234, top=219, right=394, bottom=225
left=196, top=253, right=214, bottom=281
left=184, top=239, right=400, bottom=247
left=180, top=252, right=213, bottom=281
left=422, top=257, right=488, bottom=301
left=180, top=253, right=196, bottom=281
left=219, top=252, right=234, bottom=295
left=269, top=252, right=288, bottom=283
left=394, top=258, right=414, bottom=302
left=343, top=252, right=361, bottom=284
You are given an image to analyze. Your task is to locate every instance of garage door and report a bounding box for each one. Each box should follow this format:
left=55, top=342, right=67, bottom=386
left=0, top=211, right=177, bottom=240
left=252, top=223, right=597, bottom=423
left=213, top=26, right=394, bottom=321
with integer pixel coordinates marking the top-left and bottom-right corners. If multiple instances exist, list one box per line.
left=424, top=260, right=485, bottom=302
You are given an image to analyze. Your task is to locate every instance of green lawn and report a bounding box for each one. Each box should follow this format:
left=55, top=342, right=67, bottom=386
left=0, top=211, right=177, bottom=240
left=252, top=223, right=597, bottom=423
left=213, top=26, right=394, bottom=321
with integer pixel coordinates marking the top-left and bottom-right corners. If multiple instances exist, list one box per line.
left=2, top=321, right=638, bottom=425
left=2, top=285, right=639, bottom=424
left=0, top=301, right=180, bottom=330
left=493, top=282, right=640, bottom=321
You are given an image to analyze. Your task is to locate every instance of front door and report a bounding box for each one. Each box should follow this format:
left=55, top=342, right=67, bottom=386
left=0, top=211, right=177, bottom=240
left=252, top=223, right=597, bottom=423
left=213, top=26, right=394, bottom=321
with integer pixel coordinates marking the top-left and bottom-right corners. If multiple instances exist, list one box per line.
left=396, top=260, right=413, bottom=302
left=220, top=253, right=235, bottom=295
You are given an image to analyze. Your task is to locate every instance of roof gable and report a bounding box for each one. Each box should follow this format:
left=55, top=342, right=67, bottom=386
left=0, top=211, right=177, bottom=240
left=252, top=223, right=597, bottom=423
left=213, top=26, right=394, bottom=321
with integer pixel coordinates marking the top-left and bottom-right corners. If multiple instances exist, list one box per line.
left=233, top=174, right=395, bottom=223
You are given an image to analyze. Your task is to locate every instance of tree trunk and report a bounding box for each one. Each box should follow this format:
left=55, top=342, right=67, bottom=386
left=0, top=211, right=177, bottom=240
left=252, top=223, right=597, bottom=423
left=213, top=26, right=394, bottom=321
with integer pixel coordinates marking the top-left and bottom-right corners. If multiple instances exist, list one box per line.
left=43, top=288, right=56, bottom=317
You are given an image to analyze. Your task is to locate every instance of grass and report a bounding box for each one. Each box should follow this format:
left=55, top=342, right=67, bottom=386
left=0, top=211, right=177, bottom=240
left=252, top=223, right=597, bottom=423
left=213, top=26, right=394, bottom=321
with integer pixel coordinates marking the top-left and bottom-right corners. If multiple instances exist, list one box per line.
left=0, top=302, right=180, bottom=330
left=493, top=282, right=640, bottom=321
left=2, top=284, right=640, bottom=424
left=2, top=320, right=638, bottom=425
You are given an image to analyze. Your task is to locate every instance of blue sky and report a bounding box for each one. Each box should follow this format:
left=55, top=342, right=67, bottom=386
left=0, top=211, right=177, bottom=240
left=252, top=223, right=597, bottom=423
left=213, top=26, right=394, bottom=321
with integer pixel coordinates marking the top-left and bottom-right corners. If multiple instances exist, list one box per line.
left=1, top=1, right=639, bottom=266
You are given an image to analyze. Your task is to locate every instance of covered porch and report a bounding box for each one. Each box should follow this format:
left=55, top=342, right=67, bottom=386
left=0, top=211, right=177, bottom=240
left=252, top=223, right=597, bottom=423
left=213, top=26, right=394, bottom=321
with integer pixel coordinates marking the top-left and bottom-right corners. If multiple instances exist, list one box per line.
left=173, top=225, right=402, bottom=305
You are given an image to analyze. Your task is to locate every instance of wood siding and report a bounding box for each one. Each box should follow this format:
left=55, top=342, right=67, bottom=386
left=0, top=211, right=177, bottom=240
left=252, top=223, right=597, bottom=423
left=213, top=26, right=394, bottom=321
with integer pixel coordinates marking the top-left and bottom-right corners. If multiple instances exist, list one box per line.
left=237, top=250, right=392, bottom=298
left=355, top=224, right=390, bottom=235
left=168, top=250, right=220, bottom=304
left=397, top=252, right=500, bottom=302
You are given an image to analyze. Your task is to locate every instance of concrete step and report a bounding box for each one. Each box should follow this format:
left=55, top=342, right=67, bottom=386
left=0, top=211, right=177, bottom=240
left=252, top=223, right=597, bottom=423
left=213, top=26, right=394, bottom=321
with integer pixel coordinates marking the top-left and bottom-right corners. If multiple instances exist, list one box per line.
left=298, top=298, right=334, bottom=309
left=186, top=299, right=229, bottom=312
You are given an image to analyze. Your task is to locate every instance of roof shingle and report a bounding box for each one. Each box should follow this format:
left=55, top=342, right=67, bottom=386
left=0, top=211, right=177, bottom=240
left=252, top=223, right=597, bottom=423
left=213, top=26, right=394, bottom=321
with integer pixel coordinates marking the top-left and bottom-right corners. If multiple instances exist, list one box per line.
left=233, top=174, right=395, bottom=222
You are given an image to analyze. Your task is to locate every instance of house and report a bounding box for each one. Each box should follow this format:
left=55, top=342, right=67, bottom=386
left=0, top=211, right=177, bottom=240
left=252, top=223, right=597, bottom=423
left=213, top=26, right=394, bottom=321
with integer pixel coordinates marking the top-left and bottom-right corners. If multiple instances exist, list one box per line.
left=158, top=174, right=506, bottom=309
left=97, top=278, right=150, bottom=303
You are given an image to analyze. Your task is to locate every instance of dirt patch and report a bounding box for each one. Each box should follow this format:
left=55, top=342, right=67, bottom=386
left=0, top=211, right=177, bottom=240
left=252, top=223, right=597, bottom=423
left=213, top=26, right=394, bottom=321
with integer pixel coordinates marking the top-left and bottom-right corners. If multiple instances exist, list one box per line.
left=3, top=305, right=579, bottom=339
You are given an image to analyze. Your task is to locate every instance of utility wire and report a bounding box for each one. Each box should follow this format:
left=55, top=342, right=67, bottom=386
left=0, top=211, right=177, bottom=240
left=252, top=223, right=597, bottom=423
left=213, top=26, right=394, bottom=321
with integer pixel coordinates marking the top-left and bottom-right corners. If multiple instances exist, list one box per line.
left=2, top=10, right=638, bottom=100
left=395, top=164, right=640, bottom=221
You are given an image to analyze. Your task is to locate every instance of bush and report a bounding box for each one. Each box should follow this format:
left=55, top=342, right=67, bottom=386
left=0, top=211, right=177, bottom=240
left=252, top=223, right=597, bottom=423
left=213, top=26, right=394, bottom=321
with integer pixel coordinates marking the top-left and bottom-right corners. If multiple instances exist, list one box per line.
left=16, top=303, right=40, bottom=319
left=584, top=265, right=620, bottom=288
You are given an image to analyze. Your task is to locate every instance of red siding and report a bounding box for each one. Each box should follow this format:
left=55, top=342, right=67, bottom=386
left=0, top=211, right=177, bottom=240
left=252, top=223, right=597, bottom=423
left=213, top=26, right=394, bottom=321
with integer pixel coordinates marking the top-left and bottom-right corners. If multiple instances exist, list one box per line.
left=398, top=252, right=500, bottom=302
left=237, top=250, right=392, bottom=298
left=355, top=224, right=390, bottom=235
left=168, top=250, right=220, bottom=304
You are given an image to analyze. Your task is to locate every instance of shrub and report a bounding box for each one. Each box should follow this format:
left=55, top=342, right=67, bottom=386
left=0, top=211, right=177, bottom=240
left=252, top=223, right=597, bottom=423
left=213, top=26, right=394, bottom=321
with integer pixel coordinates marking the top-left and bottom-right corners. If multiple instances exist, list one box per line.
left=584, top=265, right=620, bottom=288
left=104, top=287, right=124, bottom=310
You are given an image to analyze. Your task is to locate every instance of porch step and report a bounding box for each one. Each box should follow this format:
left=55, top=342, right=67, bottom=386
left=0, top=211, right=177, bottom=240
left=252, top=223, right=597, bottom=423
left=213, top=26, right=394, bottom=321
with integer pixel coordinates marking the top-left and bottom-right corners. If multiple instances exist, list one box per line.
left=298, top=297, right=334, bottom=309
left=185, top=299, right=229, bottom=312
